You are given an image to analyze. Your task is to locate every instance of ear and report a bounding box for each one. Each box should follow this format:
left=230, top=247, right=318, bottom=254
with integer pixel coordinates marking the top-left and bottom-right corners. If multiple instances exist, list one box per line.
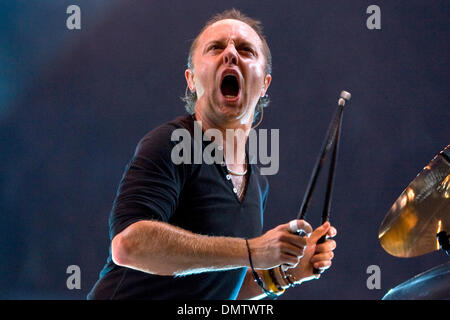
left=261, top=74, right=272, bottom=97
left=185, top=69, right=196, bottom=92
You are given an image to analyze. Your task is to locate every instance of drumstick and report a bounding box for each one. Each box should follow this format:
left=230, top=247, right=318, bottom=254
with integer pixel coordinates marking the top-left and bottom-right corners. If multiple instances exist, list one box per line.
left=295, top=91, right=351, bottom=274
left=297, top=92, right=350, bottom=221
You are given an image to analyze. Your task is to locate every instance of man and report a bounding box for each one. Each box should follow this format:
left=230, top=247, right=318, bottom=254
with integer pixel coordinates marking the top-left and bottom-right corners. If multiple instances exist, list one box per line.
left=88, top=9, right=337, bottom=300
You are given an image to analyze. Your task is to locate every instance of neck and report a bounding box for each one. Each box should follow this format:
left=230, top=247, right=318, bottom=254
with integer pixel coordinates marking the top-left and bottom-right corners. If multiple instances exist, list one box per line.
left=194, top=107, right=253, bottom=169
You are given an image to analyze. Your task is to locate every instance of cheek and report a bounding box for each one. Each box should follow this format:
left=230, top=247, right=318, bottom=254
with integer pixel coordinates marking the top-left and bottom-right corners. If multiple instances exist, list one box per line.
left=196, top=81, right=204, bottom=98
left=193, top=68, right=206, bottom=98
left=193, top=63, right=215, bottom=98
left=246, top=63, right=265, bottom=94
left=249, top=62, right=264, bottom=78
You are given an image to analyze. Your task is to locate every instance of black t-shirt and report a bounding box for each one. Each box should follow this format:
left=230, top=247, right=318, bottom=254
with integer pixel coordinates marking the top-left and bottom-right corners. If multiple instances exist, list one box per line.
left=87, top=114, right=269, bottom=300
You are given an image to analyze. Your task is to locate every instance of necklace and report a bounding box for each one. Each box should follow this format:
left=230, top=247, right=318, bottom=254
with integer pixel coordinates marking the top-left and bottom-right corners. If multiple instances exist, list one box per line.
left=228, top=169, right=247, bottom=201
left=226, top=164, right=248, bottom=176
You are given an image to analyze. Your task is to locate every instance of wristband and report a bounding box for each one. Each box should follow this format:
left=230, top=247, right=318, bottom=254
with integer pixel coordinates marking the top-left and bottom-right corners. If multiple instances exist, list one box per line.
left=267, top=268, right=287, bottom=293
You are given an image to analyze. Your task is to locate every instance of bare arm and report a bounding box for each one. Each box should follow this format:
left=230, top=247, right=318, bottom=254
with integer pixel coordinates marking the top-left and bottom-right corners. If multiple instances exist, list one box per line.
left=113, top=220, right=272, bottom=300
left=111, top=220, right=250, bottom=276
left=111, top=218, right=311, bottom=287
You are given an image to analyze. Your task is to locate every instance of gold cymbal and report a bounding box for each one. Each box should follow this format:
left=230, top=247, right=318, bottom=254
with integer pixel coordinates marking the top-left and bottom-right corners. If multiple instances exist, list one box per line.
left=379, top=145, right=450, bottom=258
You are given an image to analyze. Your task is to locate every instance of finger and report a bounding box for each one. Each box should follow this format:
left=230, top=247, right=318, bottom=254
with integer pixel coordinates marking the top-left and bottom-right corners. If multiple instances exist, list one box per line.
left=312, top=260, right=332, bottom=271
left=314, top=240, right=336, bottom=253
left=286, top=219, right=313, bottom=236
left=281, top=252, right=301, bottom=266
left=310, top=251, right=334, bottom=264
left=281, top=241, right=305, bottom=258
left=296, top=220, right=313, bottom=236
left=328, top=226, right=337, bottom=238
left=281, top=232, right=308, bottom=248
left=309, top=221, right=331, bottom=243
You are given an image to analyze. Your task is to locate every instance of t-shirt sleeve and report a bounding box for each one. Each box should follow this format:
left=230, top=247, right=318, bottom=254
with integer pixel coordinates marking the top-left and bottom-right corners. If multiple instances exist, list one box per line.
left=108, top=124, right=189, bottom=239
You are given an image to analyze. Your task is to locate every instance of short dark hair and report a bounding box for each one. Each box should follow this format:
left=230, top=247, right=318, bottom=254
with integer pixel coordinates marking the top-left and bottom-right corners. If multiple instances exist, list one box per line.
left=183, top=9, right=272, bottom=120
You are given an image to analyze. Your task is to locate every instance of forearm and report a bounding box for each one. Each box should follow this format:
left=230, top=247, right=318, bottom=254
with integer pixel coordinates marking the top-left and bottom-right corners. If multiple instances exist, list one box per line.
left=111, top=220, right=249, bottom=276
left=237, top=269, right=267, bottom=300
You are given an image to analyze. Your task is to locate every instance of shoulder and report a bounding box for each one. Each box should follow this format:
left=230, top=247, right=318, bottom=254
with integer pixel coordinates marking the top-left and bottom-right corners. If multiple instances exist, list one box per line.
left=134, top=114, right=194, bottom=157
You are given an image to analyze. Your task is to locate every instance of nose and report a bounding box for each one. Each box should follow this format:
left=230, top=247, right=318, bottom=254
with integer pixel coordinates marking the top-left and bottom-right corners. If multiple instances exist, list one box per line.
left=222, top=44, right=238, bottom=65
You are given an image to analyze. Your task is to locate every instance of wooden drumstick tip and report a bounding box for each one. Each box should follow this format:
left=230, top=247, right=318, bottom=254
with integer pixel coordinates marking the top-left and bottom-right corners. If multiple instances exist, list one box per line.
left=338, top=90, right=351, bottom=107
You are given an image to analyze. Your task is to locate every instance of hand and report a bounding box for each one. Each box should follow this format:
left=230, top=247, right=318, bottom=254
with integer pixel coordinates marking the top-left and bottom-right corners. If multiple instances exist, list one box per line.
left=247, top=220, right=313, bottom=269
left=287, top=221, right=337, bottom=284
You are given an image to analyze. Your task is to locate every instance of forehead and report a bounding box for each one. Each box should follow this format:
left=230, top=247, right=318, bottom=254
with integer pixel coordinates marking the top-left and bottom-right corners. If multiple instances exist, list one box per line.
left=197, top=19, right=263, bottom=48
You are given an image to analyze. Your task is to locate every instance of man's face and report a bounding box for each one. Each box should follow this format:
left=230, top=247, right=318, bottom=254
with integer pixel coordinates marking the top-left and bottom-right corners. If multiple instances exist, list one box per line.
left=186, top=19, right=271, bottom=125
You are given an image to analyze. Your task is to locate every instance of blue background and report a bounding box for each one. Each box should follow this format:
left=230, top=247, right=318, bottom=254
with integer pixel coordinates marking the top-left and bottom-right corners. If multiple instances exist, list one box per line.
left=0, top=0, right=448, bottom=299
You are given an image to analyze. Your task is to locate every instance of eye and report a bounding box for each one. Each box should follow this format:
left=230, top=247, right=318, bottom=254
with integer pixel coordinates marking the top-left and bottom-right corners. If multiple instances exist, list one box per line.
left=207, top=44, right=222, bottom=52
left=239, top=47, right=255, bottom=56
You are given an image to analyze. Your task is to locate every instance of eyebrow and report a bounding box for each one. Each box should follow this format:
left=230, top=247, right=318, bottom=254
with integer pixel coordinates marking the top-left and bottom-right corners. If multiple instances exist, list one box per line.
left=203, top=38, right=258, bottom=52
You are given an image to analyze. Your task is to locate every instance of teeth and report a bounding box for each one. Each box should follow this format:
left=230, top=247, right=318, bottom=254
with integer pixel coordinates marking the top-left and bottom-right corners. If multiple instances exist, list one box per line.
left=224, top=95, right=236, bottom=98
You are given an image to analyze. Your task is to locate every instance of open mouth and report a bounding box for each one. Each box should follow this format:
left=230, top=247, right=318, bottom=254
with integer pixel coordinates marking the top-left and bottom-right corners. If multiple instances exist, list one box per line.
left=220, top=74, right=240, bottom=99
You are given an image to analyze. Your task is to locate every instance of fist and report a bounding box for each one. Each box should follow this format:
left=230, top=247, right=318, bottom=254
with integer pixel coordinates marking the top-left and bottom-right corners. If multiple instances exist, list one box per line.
left=288, top=221, right=337, bottom=283
left=247, top=220, right=313, bottom=269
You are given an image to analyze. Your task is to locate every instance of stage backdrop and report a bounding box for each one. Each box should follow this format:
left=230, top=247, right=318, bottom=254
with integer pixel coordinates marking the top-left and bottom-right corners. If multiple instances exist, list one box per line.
left=1, top=0, right=448, bottom=299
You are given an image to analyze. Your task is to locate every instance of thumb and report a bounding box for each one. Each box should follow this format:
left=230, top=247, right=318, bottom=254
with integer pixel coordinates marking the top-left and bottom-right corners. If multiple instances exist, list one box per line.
left=309, top=221, right=331, bottom=243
